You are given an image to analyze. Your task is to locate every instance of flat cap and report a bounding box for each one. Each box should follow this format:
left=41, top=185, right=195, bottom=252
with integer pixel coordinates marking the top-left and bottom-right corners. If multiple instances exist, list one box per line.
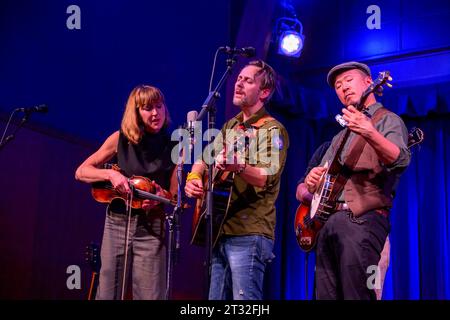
left=327, top=61, right=371, bottom=87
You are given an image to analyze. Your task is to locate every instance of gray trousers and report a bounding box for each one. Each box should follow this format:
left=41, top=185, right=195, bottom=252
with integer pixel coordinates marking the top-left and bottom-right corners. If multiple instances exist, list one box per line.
left=315, top=210, right=390, bottom=300
left=95, top=207, right=166, bottom=300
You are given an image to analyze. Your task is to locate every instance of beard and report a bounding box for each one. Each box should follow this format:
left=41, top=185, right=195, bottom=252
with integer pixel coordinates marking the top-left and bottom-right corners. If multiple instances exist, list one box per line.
left=233, top=94, right=257, bottom=108
left=233, top=96, right=245, bottom=107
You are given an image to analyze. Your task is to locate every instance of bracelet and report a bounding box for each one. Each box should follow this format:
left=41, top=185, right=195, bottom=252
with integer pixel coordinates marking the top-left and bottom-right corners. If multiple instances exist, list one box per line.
left=186, top=171, right=202, bottom=182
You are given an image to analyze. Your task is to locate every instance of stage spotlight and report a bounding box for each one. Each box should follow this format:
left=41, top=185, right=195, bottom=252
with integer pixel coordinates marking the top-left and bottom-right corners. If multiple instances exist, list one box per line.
left=276, top=17, right=304, bottom=58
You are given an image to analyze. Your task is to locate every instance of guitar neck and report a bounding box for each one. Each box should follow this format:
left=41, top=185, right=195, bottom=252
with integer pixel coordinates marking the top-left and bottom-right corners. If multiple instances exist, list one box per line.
left=328, top=128, right=351, bottom=174
left=327, top=88, right=369, bottom=174
left=327, top=72, right=391, bottom=174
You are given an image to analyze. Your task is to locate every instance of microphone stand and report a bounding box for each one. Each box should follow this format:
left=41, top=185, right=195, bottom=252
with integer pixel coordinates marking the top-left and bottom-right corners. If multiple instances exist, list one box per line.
left=165, top=125, right=185, bottom=300
left=196, top=55, right=237, bottom=298
left=120, top=175, right=183, bottom=299
left=118, top=173, right=182, bottom=300
left=0, top=109, right=30, bottom=152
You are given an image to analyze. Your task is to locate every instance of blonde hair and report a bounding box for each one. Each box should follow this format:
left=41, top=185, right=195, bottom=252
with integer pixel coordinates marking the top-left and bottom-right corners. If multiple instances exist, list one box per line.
left=121, top=85, right=171, bottom=144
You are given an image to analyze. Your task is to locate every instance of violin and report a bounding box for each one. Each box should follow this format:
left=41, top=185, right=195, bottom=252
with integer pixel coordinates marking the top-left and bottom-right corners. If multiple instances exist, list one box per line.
left=91, top=164, right=173, bottom=210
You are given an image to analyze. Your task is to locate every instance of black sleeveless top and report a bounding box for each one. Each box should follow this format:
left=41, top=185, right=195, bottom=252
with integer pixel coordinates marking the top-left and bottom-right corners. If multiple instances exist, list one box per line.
left=110, top=129, right=176, bottom=214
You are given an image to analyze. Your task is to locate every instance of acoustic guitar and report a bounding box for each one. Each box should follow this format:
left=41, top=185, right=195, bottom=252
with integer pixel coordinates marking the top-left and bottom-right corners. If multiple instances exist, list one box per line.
left=191, top=115, right=279, bottom=247
left=190, top=169, right=235, bottom=247
left=190, top=127, right=251, bottom=247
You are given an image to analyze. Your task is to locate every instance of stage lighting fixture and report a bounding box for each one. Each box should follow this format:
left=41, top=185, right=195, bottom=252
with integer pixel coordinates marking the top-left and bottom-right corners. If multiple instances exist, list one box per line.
left=276, top=17, right=304, bottom=58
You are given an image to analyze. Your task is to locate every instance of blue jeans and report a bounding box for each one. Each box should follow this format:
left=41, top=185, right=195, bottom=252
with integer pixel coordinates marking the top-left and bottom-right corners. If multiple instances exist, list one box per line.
left=208, top=235, right=275, bottom=300
left=95, top=207, right=166, bottom=300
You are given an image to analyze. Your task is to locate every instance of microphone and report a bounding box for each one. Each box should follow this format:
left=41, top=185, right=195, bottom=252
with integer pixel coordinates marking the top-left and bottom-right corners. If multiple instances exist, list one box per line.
left=18, top=104, right=48, bottom=113
left=186, top=110, right=198, bottom=151
left=219, top=46, right=256, bottom=58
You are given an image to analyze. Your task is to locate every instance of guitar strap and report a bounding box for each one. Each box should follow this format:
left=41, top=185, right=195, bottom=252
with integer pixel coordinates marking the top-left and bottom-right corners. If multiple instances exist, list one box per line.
left=233, top=115, right=275, bottom=132
left=232, top=115, right=276, bottom=151
left=328, top=107, right=390, bottom=204
left=250, top=115, right=276, bottom=128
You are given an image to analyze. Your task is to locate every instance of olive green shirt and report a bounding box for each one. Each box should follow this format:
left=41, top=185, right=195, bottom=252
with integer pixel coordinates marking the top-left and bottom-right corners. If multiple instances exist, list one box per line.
left=215, top=107, right=289, bottom=240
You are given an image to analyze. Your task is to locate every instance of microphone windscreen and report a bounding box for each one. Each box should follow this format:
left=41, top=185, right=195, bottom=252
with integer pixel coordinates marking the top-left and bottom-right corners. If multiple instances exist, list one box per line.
left=243, top=47, right=256, bottom=58
left=37, top=104, right=48, bottom=113
left=187, top=110, right=198, bottom=122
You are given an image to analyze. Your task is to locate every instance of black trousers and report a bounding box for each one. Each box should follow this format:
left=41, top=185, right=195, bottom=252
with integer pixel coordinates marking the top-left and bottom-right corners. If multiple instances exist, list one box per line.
left=315, top=210, right=390, bottom=300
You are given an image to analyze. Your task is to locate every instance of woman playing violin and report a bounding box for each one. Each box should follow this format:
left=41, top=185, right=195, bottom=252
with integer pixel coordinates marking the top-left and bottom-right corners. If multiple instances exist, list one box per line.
left=75, top=85, right=177, bottom=300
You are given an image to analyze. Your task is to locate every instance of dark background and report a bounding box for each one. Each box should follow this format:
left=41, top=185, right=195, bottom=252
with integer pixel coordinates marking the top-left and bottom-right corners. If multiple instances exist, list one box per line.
left=1, top=0, right=449, bottom=299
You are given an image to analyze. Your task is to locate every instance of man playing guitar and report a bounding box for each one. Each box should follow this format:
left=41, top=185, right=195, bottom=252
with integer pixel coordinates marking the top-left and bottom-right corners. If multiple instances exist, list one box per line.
left=185, top=60, right=289, bottom=300
left=305, top=62, right=411, bottom=300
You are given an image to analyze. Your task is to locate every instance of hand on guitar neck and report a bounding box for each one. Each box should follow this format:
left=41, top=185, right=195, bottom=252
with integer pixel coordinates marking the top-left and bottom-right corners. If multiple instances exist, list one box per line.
left=341, top=105, right=376, bottom=138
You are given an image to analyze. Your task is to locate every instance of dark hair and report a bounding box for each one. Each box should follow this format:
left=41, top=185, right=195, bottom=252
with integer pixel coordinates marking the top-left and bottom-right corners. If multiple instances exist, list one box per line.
left=247, top=60, right=277, bottom=101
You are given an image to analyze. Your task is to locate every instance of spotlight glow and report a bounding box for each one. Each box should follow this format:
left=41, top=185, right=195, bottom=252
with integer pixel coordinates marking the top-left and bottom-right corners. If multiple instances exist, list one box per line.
left=275, top=17, right=304, bottom=58
left=280, top=32, right=302, bottom=55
